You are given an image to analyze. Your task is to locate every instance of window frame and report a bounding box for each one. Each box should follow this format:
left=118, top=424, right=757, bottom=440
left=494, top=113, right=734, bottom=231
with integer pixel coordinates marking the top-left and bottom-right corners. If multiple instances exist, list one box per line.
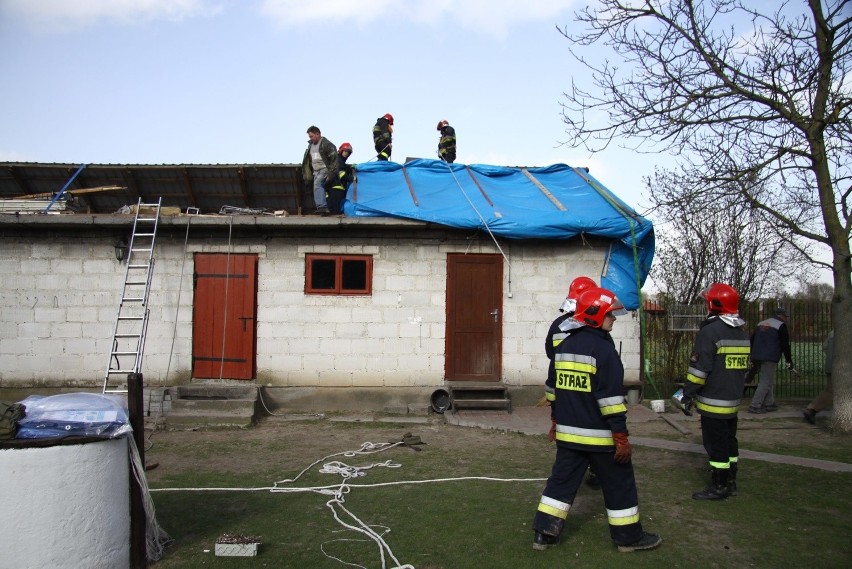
left=305, top=254, right=373, bottom=296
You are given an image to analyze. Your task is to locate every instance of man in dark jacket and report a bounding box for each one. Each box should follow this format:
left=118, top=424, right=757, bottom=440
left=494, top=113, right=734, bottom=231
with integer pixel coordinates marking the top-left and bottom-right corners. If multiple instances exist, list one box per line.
left=436, top=119, right=456, bottom=163
left=533, top=287, right=661, bottom=554
left=680, top=283, right=751, bottom=500
left=373, top=114, right=393, bottom=161
left=301, top=126, right=338, bottom=215
left=747, top=308, right=795, bottom=413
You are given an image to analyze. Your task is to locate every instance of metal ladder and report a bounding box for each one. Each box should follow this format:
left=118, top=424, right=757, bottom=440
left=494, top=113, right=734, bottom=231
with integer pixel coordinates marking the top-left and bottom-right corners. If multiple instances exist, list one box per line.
left=103, top=197, right=162, bottom=393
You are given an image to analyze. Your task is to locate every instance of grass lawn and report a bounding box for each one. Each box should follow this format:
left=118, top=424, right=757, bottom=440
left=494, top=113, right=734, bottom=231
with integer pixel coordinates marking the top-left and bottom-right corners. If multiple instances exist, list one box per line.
left=144, top=414, right=852, bottom=568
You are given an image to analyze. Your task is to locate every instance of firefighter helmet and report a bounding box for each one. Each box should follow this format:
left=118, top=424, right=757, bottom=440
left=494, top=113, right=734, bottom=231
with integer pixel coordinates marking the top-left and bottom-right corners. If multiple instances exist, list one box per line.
left=559, top=276, right=597, bottom=313
left=574, top=287, right=618, bottom=328
left=339, top=142, right=352, bottom=155
left=437, top=119, right=449, bottom=131
left=383, top=113, right=394, bottom=125
left=700, top=282, right=740, bottom=314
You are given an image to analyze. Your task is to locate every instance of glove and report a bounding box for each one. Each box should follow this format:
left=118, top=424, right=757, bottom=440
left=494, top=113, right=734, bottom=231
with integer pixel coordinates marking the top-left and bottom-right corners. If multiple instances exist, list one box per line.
left=547, top=418, right=556, bottom=443
left=681, top=396, right=694, bottom=416
left=613, top=431, right=632, bottom=464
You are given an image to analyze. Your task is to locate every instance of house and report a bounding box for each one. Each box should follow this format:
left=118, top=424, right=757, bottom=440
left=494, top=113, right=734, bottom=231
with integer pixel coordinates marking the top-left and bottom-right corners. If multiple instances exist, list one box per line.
left=0, top=160, right=654, bottom=412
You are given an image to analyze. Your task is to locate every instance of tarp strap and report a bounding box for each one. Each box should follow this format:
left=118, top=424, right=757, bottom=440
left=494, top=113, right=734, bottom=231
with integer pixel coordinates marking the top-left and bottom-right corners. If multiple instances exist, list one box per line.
left=464, top=167, right=494, bottom=207
left=571, top=166, right=660, bottom=399
left=401, top=166, right=419, bottom=207
left=520, top=168, right=567, bottom=211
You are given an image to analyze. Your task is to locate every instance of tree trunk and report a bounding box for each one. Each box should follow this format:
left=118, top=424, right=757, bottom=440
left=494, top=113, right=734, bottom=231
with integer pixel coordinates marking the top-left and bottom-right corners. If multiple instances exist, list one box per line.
left=829, top=249, right=852, bottom=433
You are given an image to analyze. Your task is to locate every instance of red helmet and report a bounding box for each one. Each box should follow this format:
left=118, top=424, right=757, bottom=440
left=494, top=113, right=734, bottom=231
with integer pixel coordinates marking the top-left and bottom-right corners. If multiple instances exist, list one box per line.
left=437, top=119, right=449, bottom=131
left=700, top=282, right=740, bottom=314
left=339, top=142, right=352, bottom=155
left=559, top=276, right=596, bottom=312
left=383, top=113, right=394, bottom=125
left=574, top=287, right=619, bottom=328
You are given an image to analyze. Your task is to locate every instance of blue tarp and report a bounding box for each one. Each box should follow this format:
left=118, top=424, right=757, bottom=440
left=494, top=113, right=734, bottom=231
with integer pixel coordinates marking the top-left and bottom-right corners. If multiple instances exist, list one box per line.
left=343, top=159, right=654, bottom=309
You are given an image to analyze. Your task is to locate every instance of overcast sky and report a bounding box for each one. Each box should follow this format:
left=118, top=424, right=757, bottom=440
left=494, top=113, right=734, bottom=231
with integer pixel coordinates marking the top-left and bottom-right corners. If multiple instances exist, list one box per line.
left=0, top=0, right=673, bottom=213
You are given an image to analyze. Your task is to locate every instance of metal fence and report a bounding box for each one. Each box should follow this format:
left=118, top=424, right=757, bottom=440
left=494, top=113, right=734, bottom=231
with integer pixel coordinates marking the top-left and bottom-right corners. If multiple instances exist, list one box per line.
left=643, top=299, right=832, bottom=400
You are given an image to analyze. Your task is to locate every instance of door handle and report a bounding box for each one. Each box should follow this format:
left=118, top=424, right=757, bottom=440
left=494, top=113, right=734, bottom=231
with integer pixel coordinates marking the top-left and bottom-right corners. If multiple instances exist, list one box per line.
left=490, top=309, right=499, bottom=322
left=239, top=316, right=254, bottom=332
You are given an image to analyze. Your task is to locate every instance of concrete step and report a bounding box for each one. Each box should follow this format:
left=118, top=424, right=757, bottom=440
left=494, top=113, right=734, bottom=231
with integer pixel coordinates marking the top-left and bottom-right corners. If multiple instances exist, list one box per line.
left=163, top=384, right=259, bottom=430
left=447, top=382, right=511, bottom=413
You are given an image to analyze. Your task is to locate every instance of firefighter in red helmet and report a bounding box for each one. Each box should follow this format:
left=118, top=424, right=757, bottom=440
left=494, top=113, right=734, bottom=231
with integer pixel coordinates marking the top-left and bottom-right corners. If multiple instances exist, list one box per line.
left=436, top=119, right=456, bottom=163
left=373, top=114, right=394, bottom=161
left=533, top=286, right=662, bottom=554
left=326, top=143, right=354, bottom=215
left=544, top=276, right=602, bottom=488
left=680, top=282, right=750, bottom=500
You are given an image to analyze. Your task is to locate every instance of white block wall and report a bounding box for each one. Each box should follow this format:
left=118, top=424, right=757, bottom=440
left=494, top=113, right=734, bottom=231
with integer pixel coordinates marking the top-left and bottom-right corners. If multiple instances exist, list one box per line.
left=0, top=230, right=641, bottom=388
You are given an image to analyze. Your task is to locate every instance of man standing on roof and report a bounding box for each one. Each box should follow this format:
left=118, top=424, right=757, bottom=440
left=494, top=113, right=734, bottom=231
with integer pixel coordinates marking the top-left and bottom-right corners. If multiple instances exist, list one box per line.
left=679, top=283, right=750, bottom=500
left=373, top=114, right=393, bottom=161
left=326, top=143, right=354, bottom=216
left=747, top=308, right=796, bottom=414
left=301, top=126, right=338, bottom=216
left=533, top=286, right=661, bottom=554
left=437, top=120, right=456, bottom=163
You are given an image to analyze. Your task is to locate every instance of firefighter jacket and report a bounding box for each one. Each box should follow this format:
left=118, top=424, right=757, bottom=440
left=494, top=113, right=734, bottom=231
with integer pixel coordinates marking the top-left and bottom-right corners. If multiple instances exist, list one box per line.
left=301, top=137, right=339, bottom=186
left=684, top=315, right=750, bottom=419
left=750, top=317, right=792, bottom=364
left=438, top=125, right=457, bottom=163
left=326, top=153, right=354, bottom=192
left=550, top=324, right=628, bottom=452
left=372, top=117, right=393, bottom=160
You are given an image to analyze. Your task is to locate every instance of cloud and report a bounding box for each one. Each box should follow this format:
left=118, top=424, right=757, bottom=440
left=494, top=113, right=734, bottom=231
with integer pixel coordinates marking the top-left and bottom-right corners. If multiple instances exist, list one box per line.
left=258, top=0, right=580, bottom=36
left=2, top=0, right=222, bottom=32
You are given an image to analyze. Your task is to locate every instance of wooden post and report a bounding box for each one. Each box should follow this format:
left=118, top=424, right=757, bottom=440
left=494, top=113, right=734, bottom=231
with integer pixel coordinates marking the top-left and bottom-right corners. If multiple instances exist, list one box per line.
left=128, top=372, right=147, bottom=568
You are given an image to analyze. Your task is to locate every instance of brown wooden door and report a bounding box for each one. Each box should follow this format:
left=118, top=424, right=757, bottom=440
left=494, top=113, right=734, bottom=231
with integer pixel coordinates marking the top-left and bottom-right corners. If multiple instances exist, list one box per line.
left=192, top=253, right=258, bottom=379
left=445, top=253, right=503, bottom=381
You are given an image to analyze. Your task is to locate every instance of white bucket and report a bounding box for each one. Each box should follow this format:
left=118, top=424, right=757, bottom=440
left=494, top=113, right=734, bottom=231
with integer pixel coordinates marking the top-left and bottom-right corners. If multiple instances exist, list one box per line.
left=651, top=399, right=665, bottom=413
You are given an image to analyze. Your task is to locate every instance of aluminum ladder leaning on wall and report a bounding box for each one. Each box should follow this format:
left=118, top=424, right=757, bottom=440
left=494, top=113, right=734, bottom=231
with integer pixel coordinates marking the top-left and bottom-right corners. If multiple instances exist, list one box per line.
left=103, top=197, right=162, bottom=393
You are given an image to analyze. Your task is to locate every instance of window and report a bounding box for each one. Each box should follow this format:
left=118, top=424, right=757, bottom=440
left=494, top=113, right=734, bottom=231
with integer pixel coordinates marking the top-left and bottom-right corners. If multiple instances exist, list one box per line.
left=305, top=254, right=372, bottom=295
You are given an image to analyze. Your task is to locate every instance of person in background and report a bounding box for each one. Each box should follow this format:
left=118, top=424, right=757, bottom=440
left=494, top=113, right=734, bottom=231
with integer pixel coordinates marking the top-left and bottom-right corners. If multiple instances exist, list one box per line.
left=680, top=283, right=750, bottom=500
left=747, top=308, right=796, bottom=414
left=301, top=126, right=338, bottom=216
left=803, top=330, right=834, bottom=424
left=545, top=276, right=601, bottom=489
left=437, top=119, right=456, bottom=163
left=532, top=286, right=661, bottom=554
left=373, top=113, right=394, bottom=161
left=326, top=142, right=354, bottom=216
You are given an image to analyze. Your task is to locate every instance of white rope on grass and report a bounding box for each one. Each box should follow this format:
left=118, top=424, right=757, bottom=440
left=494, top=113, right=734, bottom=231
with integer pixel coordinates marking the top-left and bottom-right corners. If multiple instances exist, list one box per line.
left=147, top=441, right=547, bottom=568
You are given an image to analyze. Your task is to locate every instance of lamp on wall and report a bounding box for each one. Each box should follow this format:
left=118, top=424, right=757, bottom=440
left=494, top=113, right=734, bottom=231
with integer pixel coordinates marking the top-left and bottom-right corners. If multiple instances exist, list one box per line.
left=114, top=237, right=128, bottom=262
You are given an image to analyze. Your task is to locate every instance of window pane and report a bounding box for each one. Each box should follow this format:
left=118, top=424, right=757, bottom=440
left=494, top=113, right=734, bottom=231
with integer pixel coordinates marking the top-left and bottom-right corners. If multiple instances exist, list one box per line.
left=341, top=259, right=367, bottom=291
left=311, top=259, right=336, bottom=290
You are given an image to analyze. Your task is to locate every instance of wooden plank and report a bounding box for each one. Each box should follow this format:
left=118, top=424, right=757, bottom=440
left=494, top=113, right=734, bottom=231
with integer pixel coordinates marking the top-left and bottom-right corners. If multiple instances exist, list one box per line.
left=14, top=185, right=126, bottom=199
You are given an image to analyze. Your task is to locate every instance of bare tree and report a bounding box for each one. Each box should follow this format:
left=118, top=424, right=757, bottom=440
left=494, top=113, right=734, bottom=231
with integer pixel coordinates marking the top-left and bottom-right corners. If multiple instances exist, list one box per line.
left=558, top=0, right=852, bottom=431
left=649, top=168, right=803, bottom=304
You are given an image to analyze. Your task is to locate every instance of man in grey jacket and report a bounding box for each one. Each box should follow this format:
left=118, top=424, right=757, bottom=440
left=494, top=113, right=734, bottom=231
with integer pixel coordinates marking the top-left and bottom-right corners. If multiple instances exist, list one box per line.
left=747, top=308, right=795, bottom=414
left=301, top=126, right=339, bottom=215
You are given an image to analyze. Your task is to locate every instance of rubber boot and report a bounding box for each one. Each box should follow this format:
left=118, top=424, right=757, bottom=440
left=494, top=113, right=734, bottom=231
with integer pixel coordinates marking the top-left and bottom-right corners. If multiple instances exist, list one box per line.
left=728, top=463, right=738, bottom=497
left=692, top=468, right=730, bottom=500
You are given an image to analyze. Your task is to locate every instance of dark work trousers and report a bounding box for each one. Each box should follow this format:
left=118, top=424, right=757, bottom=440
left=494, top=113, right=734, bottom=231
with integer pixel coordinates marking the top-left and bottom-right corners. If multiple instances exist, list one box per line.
left=700, top=415, right=738, bottom=468
left=326, top=188, right=346, bottom=215
left=533, top=445, right=644, bottom=545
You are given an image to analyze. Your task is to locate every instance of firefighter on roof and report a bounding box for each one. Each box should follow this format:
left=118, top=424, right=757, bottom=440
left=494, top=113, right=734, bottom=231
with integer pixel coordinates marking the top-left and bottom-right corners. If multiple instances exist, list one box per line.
left=436, top=119, right=456, bottom=163
left=533, top=287, right=662, bottom=554
left=373, top=113, right=393, bottom=161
